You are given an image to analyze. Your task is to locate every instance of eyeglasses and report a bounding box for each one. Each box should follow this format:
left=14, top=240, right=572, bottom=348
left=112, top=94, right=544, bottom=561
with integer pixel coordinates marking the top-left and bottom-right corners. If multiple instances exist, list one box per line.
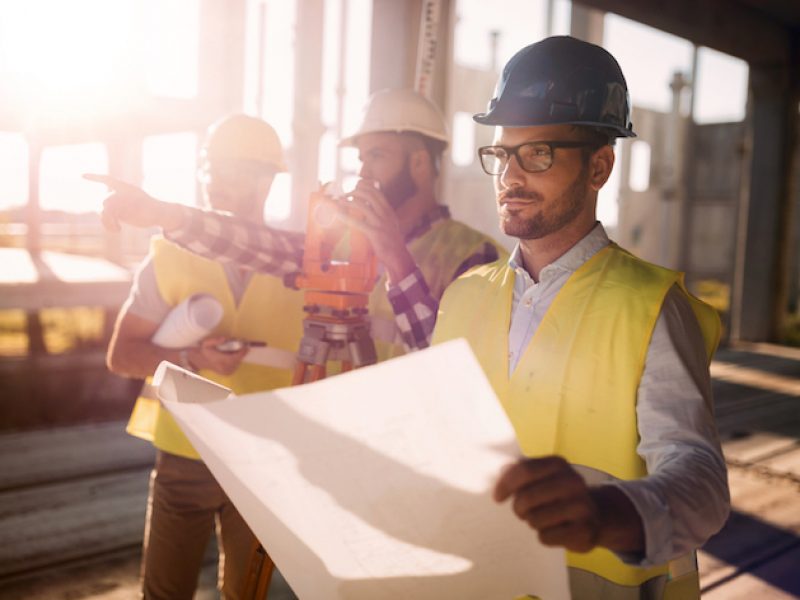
left=477, top=141, right=597, bottom=175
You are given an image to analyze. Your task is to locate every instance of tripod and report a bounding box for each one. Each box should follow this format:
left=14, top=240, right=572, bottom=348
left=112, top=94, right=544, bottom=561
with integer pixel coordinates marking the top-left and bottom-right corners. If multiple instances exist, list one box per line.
left=241, top=189, right=378, bottom=598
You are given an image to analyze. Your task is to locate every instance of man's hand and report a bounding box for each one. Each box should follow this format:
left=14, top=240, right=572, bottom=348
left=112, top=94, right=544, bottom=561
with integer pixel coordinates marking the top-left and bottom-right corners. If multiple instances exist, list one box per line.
left=325, top=179, right=417, bottom=284
left=84, top=174, right=185, bottom=233
left=493, top=456, right=645, bottom=554
left=186, top=336, right=248, bottom=376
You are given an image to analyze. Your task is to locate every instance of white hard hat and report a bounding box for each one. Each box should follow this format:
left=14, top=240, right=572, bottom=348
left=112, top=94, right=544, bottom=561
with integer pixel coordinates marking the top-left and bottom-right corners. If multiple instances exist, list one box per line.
left=203, top=114, right=287, bottom=171
left=339, top=88, right=449, bottom=149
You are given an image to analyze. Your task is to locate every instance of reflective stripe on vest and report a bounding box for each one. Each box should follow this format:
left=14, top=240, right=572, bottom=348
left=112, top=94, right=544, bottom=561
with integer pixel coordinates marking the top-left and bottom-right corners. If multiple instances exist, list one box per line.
left=126, top=237, right=305, bottom=459
left=433, top=244, right=719, bottom=598
left=244, top=345, right=297, bottom=370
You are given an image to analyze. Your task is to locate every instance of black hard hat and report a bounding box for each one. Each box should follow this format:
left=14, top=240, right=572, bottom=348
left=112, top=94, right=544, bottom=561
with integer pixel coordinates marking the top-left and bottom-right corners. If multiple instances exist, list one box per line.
left=474, top=36, right=636, bottom=138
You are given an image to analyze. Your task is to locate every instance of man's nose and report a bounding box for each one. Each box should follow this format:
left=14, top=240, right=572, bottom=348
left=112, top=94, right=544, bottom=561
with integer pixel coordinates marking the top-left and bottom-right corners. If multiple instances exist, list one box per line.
left=499, top=154, right=526, bottom=188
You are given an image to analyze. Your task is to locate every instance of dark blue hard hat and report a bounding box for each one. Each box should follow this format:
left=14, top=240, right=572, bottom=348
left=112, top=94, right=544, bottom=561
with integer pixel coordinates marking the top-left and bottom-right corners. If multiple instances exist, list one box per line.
left=474, top=36, right=636, bottom=138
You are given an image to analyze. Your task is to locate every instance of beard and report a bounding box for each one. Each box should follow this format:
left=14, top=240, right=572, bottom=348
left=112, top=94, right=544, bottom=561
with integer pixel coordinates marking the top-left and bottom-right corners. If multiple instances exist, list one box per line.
left=497, top=165, right=588, bottom=240
left=381, top=158, right=418, bottom=210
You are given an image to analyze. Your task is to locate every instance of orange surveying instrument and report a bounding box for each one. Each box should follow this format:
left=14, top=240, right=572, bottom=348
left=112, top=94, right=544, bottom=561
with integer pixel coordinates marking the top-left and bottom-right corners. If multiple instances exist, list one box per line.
left=287, top=188, right=379, bottom=383
left=241, top=186, right=379, bottom=598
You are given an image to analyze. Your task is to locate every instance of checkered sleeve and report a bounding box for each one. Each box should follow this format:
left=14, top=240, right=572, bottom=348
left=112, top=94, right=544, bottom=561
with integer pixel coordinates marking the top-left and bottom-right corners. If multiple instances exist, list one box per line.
left=386, top=268, right=438, bottom=351
left=165, top=206, right=305, bottom=276
left=387, top=245, right=501, bottom=351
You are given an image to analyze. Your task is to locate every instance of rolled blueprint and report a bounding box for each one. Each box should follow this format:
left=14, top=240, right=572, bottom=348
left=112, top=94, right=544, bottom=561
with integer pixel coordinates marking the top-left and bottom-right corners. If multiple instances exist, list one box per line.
left=150, top=294, right=224, bottom=348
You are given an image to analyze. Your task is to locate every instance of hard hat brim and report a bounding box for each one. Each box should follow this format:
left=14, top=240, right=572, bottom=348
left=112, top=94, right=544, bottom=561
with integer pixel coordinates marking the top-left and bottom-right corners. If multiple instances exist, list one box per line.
left=338, top=128, right=449, bottom=149
left=473, top=111, right=637, bottom=139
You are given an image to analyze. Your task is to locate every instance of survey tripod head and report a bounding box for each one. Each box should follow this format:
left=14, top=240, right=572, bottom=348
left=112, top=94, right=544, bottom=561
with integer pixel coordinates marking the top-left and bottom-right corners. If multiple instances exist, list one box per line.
left=284, top=186, right=379, bottom=384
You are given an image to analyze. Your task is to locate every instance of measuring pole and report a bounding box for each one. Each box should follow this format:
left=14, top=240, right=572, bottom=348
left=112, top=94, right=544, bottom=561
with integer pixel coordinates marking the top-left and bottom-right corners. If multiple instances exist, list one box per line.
left=414, top=0, right=441, bottom=99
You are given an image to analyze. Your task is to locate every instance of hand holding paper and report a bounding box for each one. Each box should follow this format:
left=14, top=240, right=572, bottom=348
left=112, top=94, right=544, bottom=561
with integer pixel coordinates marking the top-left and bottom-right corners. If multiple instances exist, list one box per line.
left=156, top=339, right=569, bottom=599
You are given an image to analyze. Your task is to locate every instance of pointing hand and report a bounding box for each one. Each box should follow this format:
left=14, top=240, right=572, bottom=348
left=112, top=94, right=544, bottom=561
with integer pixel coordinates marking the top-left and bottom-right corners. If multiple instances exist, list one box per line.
left=84, top=173, right=184, bottom=232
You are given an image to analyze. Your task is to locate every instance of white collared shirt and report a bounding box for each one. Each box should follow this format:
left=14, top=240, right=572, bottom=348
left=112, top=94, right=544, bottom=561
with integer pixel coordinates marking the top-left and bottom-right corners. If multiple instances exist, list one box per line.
left=507, top=222, right=729, bottom=566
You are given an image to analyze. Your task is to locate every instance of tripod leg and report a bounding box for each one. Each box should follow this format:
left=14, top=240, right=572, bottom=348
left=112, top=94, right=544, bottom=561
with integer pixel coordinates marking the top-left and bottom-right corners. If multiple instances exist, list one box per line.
left=292, top=361, right=307, bottom=385
left=241, top=540, right=275, bottom=599
left=254, top=546, right=275, bottom=599
left=309, top=364, right=326, bottom=381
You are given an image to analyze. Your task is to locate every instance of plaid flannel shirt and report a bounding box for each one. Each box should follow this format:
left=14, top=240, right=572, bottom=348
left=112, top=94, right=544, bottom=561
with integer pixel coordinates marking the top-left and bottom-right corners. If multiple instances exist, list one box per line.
left=166, top=205, right=499, bottom=350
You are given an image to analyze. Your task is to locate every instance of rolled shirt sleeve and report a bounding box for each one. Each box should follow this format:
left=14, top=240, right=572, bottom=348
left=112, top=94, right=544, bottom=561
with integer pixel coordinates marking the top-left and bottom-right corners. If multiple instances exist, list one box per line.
left=611, top=285, right=730, bottom=566
left=121, top=254, right=172, bottom=325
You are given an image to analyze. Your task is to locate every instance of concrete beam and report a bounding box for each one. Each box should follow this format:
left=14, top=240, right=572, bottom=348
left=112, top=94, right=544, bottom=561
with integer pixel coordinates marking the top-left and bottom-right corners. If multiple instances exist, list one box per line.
left=574, top=0, right=791, bottom=67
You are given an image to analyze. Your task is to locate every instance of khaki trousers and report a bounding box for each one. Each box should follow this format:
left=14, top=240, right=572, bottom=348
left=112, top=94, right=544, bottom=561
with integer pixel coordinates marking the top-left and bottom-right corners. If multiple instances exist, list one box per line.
left=141, top=450, right=256, bottom=600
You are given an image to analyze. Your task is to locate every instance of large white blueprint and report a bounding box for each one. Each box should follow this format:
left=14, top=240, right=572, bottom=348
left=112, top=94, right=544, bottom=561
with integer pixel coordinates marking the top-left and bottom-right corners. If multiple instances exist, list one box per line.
left=155, top=339, right=569, bottom=600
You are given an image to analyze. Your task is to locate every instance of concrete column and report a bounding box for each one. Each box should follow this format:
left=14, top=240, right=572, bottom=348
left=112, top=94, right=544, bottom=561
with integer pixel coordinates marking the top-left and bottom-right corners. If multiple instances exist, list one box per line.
left=570, top=3, right=604, bottom=44
left=26, top=142, right=41, bottom=258
left=369, top=0, right=452, bottom=109
left=666, top=71, right=690, bottom=270
left=105, top=137, right=144, bottom=262
left=288, top=0, right=325, bottom=229
left=730, top=64, right=799, bottom=341
left=369, top=0, right=419, bottom=91
left=198, top=0, right=246, bottom=115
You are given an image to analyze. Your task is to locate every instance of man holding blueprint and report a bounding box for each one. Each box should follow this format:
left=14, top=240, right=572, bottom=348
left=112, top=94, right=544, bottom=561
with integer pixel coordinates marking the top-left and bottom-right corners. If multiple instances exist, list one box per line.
left=106, top=115, right=304, bottom=599
left=432, top=37, right=730, bottom=599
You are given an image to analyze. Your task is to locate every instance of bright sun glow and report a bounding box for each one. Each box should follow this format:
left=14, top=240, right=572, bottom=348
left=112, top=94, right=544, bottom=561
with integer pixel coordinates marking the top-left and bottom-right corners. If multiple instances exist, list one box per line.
left=0, top=134, right=28, bottom=208
left=40, top=143, right=108, bottom=213
left=142, top=133, right=199, bottom=207
left=0, top=0, right=200, bottom=213
left=1, top=0, right=197, bottom=102
left=1, top=1, right=132, bottom=88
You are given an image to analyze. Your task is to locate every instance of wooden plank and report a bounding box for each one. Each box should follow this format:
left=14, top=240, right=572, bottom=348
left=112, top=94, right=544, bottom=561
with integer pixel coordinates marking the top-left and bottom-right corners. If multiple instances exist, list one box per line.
left=723, top=433, right=800, bottom=464
left=761, top=446, right=800, bottom=479
left=711, top=361, right=800, bottom=396
left=0, top=422, right=155, bottom=491
left=0, top=248, right=132, bottom=310
left=699, top=466, right=800, bottom=593
left=0, top=470, right=149, bottom=579
left=702, top=543, right=800, bottom=599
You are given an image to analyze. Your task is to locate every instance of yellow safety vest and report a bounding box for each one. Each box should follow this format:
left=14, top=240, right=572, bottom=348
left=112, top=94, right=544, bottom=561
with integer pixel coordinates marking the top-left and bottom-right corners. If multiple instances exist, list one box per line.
left=126, top=237, right=305, bottom=459
left=432, top=244, right=720, bottom=599
left=369, top=217, right=508, bottom=360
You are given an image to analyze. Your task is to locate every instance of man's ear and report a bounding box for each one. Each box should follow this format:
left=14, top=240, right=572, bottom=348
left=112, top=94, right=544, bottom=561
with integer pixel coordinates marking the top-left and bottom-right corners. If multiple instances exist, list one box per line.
left=589, top=145, right=615, bottom=191
left=409, top=148, right=432, bottom=180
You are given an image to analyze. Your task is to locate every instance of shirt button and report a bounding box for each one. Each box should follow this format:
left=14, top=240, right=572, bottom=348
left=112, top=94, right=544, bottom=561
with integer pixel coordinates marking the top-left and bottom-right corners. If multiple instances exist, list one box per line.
left=524, top=298, right=533, bottom=309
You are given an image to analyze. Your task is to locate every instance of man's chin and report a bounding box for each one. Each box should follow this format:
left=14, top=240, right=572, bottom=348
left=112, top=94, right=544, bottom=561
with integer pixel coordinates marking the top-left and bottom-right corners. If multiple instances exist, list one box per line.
left=500, top=218, right=545, bottom=240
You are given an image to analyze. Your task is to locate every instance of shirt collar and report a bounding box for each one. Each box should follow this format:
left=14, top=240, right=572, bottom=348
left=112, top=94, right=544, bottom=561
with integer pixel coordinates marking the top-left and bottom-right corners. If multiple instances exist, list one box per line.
left=404, top=205, right=450, bottom=243
left=508, top=222, right=610, bottom=282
